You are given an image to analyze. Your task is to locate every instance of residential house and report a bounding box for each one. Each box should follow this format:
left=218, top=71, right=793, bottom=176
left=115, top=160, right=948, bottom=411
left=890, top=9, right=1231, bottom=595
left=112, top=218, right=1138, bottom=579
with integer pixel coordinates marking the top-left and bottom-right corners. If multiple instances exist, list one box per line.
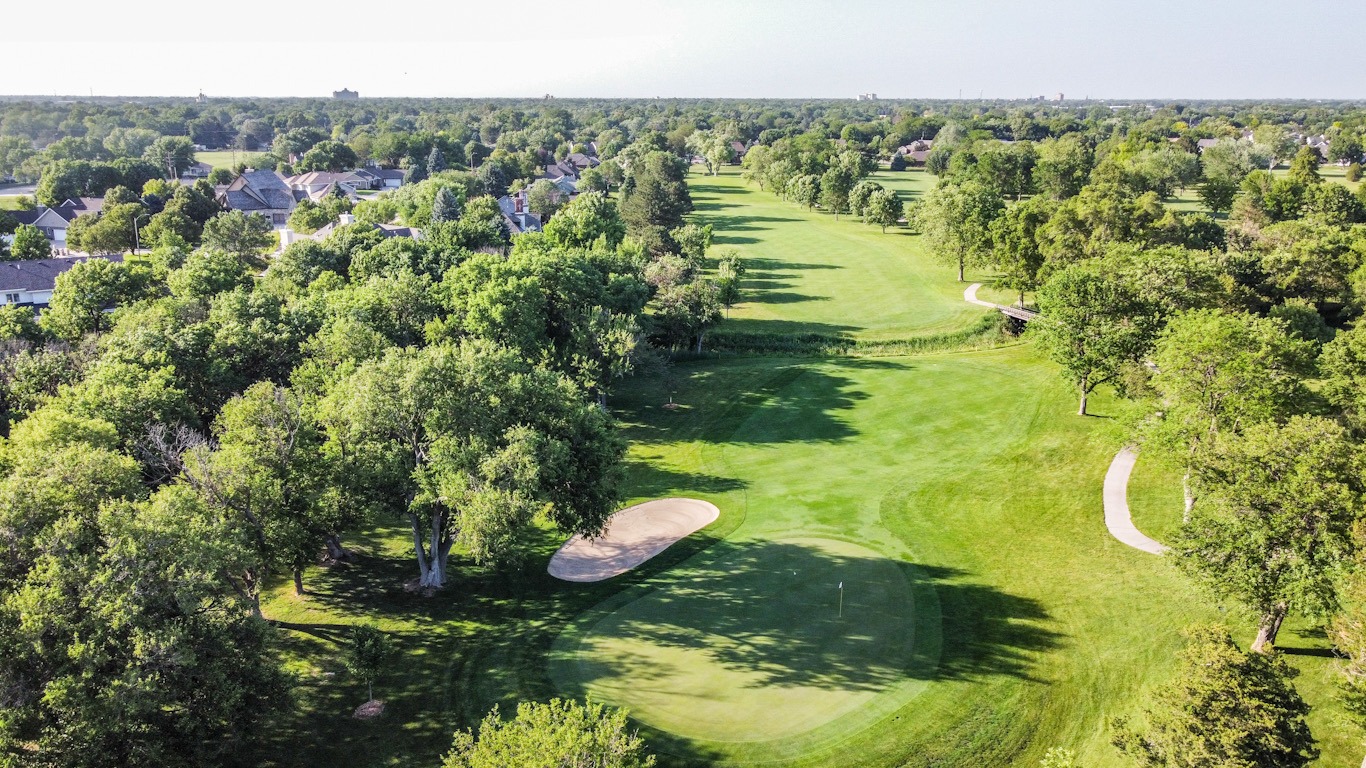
left=1195, top=138, right=1220, bottom=152
left=284, top=171, right=373, bottom=201
left=181, top=161, right=213, bottom=179
left=564, top=152, right=600, bottom=171
left=497, top=191, right=542, bottom=235
left=298, top=214, right=422, bottom=244
left=897, top=140, right=935, bottom=166
left=369, top=168, right=406, bottom=189
left=218, top=169, right=296, bottom=227
left=729, top=141, right=748, bottom=162
left=333, top=88, right=359, bottom=100
left=6, top=197, right=104, bottom=252
left=0, top=254, right=123, bottom=308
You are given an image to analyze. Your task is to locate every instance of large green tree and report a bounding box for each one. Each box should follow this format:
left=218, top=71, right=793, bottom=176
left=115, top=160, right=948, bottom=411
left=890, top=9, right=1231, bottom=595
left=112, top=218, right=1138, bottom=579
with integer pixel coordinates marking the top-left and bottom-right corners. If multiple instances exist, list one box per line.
left=1175, top=416, right=1363, bottom=651
left=1031, top=259, right=1161, bottom=415
left=919, top=179, right=1004, bottom=282
left=1147, top=309, right=1312, bottom=515
left=320, top=342, right=624, bottom=589
left=201, top=210, right=275, bottom=266
left=1113, top=625, right=1317, bottom=768
left=443, top=699, right=655, bottom=768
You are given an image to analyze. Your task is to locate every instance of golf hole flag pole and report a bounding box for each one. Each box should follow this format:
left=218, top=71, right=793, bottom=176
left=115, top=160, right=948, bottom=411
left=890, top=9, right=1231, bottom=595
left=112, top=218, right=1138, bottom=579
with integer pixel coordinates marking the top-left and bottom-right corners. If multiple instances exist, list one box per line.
left=838, top=582, right=843, bottom=618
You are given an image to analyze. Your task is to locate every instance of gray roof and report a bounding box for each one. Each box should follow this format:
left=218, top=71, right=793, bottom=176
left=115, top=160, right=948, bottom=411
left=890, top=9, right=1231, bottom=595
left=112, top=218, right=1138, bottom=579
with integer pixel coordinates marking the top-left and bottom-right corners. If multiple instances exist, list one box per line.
left=221, top=170, right=295, bottom=212
left=7, top=209, right=44, bottom=226
left=0, top=254, right=123, bottom=293
left=51, top=197, right=103, bottom=223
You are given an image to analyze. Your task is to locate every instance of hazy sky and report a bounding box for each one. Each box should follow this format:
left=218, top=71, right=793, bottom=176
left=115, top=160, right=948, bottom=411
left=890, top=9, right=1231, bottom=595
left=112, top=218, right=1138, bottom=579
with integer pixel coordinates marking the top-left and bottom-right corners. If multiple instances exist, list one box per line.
left=6, top=0, right=1365, bottom=99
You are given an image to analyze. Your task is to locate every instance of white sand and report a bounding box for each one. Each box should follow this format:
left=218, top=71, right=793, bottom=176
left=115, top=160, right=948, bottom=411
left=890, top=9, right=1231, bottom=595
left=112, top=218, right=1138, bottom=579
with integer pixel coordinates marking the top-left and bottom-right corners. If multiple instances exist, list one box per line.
left=547, top=498, right=720, bottom=582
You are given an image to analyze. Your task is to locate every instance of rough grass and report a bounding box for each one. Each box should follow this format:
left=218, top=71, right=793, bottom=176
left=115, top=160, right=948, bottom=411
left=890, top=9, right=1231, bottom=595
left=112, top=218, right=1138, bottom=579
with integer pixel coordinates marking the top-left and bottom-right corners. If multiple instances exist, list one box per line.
left=0, top=196, right=25, bottom=210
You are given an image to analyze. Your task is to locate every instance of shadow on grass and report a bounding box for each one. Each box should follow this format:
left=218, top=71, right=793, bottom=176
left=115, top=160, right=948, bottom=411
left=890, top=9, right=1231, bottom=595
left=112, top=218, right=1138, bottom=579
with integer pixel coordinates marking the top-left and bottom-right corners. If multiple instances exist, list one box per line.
left=617, top=359, right=905, bottom=446
left=622, top=459, right=747, bottom=499
left=745, top=291, right=832, bottom=305
left=560, top=539, right=1060, bottom=700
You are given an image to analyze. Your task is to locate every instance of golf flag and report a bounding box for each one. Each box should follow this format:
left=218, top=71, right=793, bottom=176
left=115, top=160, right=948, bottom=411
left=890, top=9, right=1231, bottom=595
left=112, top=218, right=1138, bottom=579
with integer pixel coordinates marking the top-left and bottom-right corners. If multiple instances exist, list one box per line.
left=838, top=582, right=843, bottom=589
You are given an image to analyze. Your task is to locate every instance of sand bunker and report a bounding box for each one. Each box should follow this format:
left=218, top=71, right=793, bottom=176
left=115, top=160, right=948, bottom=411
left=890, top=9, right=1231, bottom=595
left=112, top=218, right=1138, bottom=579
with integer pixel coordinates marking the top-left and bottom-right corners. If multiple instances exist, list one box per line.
left=548, top=498, right=720, bottom=582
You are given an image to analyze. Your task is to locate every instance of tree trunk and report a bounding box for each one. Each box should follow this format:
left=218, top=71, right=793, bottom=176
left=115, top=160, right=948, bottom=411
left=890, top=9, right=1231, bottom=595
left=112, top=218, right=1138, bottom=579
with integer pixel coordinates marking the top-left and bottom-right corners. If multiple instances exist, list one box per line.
left=324, top=533, right=352, bottom=562
left=1182, top=472, right=1194, bottom=524
left=414, top=509, right=446, bottom=589
left=1078, top=378, right=1089, bottom=416
left=695, top=330, right=705, bottom=354
left=293, top=568, right=304, bottom=596
left=368, top=681, right=373, bottom=702
left=957, top=258, right=965, bottom=283
left=1251, top=604, right=1288, bottom=653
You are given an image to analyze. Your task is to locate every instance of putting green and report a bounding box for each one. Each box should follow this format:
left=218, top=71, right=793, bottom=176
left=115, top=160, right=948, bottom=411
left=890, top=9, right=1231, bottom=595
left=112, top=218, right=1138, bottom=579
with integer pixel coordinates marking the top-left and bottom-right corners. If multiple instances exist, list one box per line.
left=552, top=536, right=936, bottom=751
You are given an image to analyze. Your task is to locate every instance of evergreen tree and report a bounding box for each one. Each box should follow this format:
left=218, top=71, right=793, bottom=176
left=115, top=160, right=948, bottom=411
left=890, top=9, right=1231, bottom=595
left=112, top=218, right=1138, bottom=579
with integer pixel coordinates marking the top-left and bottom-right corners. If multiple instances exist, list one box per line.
left=431, top=186, right=463, bottom=223
left=427, top=145, right=447, bottom=174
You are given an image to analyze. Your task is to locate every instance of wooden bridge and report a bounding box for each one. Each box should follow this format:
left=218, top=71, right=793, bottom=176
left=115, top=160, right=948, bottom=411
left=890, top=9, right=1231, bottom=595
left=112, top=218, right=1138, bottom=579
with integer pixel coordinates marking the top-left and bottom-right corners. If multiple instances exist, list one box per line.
left=964, top=284, right=1039, bottom=325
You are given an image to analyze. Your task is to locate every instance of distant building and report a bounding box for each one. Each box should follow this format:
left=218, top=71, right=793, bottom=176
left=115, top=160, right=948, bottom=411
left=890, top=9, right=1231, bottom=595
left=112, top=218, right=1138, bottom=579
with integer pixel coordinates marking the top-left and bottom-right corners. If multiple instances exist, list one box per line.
left=333, top=88, right=359, bottom=100
left=856, top=93, right=878, bottom=101
left=1053, top=92, right=1065, bottom=102
left=497, top=191, right=543, bottom=235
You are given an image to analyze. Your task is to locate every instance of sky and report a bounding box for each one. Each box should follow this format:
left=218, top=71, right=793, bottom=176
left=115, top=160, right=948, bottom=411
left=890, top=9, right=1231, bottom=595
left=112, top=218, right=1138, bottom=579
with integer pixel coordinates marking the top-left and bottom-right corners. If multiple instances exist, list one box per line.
left=5, top=0, right=1366, bottom=100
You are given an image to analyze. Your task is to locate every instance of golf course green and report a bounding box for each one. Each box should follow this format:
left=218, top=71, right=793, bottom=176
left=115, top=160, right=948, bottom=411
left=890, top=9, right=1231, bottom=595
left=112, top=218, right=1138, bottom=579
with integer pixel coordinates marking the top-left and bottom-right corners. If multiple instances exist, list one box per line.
left=553, top=536, right=929, bottom=747
left=255, top=166, right=1361, bottom=768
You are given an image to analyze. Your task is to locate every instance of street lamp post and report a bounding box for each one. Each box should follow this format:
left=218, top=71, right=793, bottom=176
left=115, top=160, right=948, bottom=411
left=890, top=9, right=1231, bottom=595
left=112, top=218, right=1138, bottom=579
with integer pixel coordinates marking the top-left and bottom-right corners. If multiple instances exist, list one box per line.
left=132, top=212, right=151, bottom=253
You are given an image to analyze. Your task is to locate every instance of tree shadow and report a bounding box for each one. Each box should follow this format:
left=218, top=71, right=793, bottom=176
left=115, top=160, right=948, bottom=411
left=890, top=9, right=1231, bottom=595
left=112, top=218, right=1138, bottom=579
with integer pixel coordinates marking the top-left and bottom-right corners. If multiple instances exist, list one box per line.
left=618, top=359, right=899, bottom=446
left=744, top=291, right=832, bottom=305
left=622, top=459, right=747, bottom=499
left=557, top=538, right=1060, bottom=698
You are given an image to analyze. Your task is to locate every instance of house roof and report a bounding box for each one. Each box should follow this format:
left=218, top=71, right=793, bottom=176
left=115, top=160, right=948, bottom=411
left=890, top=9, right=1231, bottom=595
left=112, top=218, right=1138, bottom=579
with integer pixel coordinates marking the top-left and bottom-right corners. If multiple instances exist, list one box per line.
left=50, top=197, right=103, bottom=223
left=7, top=209, right=44, bottom=226
left=221, top=170, right=295, bottom=212
left=0, top=254, right=123, bottom=293
left=564, top=152, right=599, bottom=169
left=1196, top=138, right=1220, bottom=150
left=372, top=168, right=406, bottom=180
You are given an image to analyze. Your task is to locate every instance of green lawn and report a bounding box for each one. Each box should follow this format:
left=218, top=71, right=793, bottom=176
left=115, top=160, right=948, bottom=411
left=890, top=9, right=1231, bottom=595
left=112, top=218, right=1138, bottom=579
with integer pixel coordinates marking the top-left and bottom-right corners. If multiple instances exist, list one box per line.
left=196, top=149, right=265, bottom=169
left=690, top=167, right=985, bottom=342
left=254, top=165, right=1362, bottom=768
left=0, top=196, right=25, bottom=210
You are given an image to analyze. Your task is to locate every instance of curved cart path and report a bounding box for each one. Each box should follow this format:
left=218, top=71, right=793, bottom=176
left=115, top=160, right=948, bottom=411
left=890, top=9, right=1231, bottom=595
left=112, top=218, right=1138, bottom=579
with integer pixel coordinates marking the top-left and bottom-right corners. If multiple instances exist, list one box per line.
left=1102, top=448, right=1168, bottom=555
left=964, top=282, right=998, bottom=309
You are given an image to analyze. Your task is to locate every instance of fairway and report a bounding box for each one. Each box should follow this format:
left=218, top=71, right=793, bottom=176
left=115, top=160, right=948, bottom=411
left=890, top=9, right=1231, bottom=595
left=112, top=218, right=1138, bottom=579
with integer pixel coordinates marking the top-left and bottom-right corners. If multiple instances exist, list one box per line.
left=554, top=536, right=928, bottom=746
left=690, top=168, right=983, bottom=341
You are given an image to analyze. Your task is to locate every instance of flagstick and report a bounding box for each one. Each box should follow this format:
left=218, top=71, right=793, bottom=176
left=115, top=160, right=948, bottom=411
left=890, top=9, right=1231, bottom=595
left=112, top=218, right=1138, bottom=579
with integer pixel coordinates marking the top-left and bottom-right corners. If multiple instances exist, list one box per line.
left=838, top=581, right=843, bottom=618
